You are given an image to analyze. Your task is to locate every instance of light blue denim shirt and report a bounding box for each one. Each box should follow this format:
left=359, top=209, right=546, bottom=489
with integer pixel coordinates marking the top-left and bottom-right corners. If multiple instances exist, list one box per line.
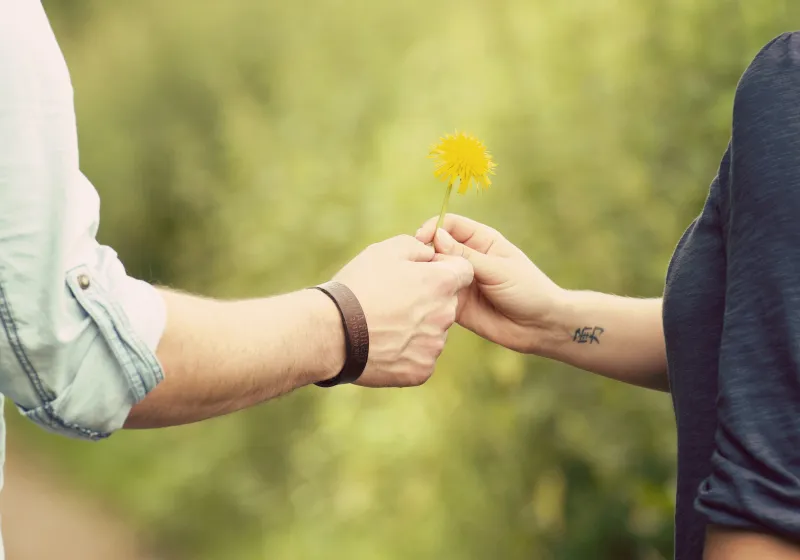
left=0, top=2, right=167, bottom=553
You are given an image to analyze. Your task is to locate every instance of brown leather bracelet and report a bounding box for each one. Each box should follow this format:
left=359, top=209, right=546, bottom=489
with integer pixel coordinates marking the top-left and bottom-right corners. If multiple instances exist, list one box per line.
left=311, top=281, right=369, bottom=387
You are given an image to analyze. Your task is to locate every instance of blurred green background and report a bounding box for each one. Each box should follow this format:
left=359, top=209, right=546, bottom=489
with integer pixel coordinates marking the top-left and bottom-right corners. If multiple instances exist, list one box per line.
left=7, top=1, right=800, bottom=559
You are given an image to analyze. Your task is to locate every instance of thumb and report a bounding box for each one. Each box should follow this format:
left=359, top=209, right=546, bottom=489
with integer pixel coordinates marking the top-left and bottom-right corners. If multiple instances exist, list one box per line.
left=432, top=253, right=475, bottom=292
left=434, top=228, right=505, bottom=286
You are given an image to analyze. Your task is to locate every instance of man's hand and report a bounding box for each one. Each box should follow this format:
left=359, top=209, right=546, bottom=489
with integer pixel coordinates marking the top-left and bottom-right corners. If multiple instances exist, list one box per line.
left=333, top=234, right=474, bottom=387
left=126, top=234, right=472, bottom=428
left=416, top=214, right=564, bottom=354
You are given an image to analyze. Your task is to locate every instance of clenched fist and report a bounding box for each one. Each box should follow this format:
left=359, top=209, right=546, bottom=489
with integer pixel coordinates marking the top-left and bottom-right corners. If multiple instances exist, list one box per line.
left=334, top=235, right=474, bottom=387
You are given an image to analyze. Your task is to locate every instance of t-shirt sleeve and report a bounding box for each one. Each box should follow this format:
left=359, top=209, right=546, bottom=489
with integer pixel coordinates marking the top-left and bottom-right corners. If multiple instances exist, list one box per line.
left=694, top=32, right=800, bottom=540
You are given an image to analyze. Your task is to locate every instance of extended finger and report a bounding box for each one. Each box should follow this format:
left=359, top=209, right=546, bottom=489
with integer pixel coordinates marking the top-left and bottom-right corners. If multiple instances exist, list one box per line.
left=434, top=229, right=507, bottom=286
left=417, top=214, right=505, bottom=255
left=380, top=234, right=435, bottom=262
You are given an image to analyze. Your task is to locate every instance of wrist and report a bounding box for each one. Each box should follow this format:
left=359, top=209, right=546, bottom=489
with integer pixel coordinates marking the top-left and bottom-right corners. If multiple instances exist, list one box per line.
left=524, top=287, right=576, bottom=357
left=301, top=289, right=346, bottom=384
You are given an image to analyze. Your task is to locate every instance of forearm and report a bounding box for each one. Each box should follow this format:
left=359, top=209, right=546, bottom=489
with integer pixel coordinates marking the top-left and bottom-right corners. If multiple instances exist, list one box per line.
left=124, top=288, right=344, bottom=429
left=704, top=526, right=800, bottom=560
left=538, top=291, right=668, bottom=391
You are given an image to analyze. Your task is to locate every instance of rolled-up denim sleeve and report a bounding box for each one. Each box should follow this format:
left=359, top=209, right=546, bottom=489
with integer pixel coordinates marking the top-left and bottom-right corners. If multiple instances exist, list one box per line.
left=0, top=2, right=165, bottom=441
left=694, top=32, right=800, bottom=539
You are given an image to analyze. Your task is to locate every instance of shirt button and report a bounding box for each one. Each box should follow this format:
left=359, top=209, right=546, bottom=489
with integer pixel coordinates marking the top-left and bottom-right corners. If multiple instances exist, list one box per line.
left=77, top=274, right=91, bottom=290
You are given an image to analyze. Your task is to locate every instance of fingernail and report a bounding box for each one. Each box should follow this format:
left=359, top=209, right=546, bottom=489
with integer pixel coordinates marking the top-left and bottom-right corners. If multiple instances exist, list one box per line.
left=415, top=228, right=422, bottom=238
left=436, top=228, right=453, bottom=251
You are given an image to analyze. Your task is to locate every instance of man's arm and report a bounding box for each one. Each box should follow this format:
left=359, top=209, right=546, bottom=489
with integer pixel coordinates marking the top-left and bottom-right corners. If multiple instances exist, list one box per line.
left=127, top=236, right=474, bottom=429
left=416, top=217, right=668, bottom=391
left=0, top=3, right=474, bottom=438
left=125, top=288, right=344, bottom=428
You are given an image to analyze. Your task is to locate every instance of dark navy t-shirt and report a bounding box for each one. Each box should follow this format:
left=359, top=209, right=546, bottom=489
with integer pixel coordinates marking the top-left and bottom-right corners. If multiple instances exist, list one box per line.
left=663, top=32, right=800, bottom=560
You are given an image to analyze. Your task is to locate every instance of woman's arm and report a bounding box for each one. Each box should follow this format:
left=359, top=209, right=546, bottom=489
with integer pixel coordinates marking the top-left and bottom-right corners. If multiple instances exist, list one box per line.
left=540, top=291, right=667, bottom=391
left=416, top=216, right=668, bottom=391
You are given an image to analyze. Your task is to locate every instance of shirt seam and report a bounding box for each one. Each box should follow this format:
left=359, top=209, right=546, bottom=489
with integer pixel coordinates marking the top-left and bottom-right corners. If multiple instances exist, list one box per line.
left=65, top=268, right=164, bottom=400
left=0, top=277, right=108, bottom=440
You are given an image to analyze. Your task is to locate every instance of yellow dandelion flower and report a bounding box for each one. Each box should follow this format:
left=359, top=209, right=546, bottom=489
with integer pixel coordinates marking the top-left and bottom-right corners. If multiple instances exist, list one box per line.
left=429, top=131, right=496, bottom=231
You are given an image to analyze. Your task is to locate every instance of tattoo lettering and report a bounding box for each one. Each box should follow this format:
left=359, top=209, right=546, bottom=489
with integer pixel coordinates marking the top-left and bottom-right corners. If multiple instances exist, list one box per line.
left=573, top=326, right=604, bottom=344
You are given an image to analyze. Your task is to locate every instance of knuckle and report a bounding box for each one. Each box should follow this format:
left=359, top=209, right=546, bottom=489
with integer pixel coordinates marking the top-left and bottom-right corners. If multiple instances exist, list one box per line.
left=419, top=268, right=442, bottom=290
left=480, top=225, right=503, bottom=241
left=435, top=268, right=458, bottom=294
left=392, top=233, right=415, bottom=248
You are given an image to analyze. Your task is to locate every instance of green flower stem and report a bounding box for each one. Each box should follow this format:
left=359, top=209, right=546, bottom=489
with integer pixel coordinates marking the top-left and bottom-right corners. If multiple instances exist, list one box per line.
left=435, top=180, right=454, bottom=233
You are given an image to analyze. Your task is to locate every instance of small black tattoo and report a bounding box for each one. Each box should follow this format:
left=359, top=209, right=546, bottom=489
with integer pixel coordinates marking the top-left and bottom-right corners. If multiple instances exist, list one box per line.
left=573, top=326, right=604, bottom=344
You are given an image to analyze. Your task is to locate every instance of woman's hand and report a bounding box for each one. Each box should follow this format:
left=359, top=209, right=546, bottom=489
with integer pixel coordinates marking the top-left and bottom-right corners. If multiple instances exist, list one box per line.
left=417, top=213, right=668, bottom=391
left=416, top=214, right=566, bottom=354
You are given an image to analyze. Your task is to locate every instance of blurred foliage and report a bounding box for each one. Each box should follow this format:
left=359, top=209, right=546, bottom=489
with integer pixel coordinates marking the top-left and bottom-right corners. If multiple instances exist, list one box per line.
left=9, top=1, right=800, bottom=559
